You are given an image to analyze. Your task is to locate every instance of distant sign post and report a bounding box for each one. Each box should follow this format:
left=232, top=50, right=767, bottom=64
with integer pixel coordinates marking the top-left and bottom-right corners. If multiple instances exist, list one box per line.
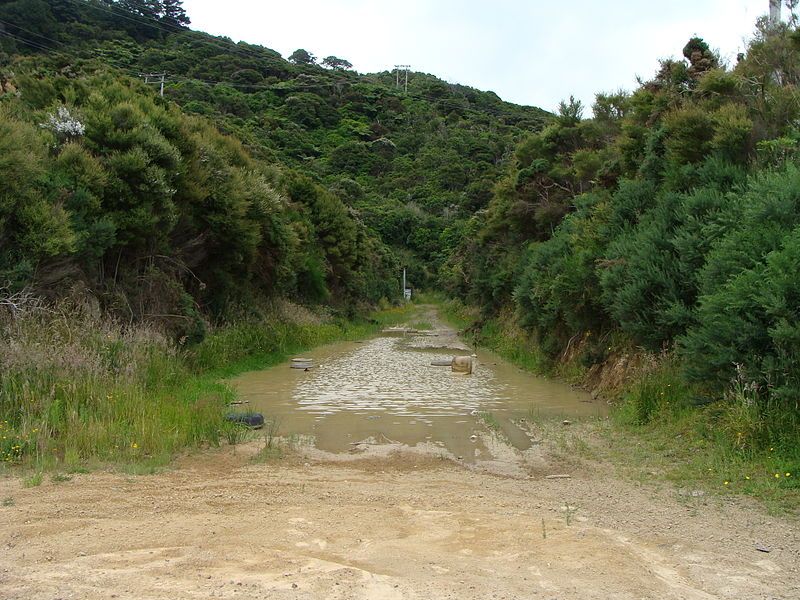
left=402, top=268, right=411, bottom=301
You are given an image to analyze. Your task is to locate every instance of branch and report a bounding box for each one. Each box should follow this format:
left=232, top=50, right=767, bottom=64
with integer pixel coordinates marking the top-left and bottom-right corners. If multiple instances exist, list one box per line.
left=0, top=285, right=45, bottom=319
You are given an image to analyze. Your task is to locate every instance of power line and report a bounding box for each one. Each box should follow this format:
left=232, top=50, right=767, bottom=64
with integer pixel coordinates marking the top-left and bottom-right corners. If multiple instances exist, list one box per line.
left=61, top=1, right=549, bottom=123
left=1, top=9, right=548, bottom=127
left=0, top=17, right=147, bottom=77
left=63, top=0, right=520, bottom=123
left=0, top=30, right=58, bottom=53
left=63, top=0, right=284, bottom=69
left=0, top=18, right=61, bottom=50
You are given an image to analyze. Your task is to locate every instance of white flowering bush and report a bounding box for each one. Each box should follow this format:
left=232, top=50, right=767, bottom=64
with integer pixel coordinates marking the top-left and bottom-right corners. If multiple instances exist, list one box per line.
left=40, top=106, right=85, bottom=139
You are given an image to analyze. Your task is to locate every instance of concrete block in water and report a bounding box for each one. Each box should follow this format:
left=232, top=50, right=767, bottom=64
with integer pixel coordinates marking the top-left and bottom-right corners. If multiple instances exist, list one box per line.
left=451, top=355, right=475, bottom=374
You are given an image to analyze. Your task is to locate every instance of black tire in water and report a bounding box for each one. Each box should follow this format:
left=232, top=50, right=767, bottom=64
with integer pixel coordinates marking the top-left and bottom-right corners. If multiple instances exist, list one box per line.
left=225, top=412, right=265, bottom=428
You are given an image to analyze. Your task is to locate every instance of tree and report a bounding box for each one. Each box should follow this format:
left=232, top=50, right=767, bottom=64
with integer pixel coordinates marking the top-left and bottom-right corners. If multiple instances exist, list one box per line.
left=682, top=36, right=718, bottom=80
left=288, top=49, right=316, bottom=65
left=557, top=95, right=583, bottom=125
left=160, top=0, right=190, bottom=27
left=321, top=55, right=353, bottom=70
left=0, top=0, right=58, bottom=41
left=117, top=0, right=162, bottom=21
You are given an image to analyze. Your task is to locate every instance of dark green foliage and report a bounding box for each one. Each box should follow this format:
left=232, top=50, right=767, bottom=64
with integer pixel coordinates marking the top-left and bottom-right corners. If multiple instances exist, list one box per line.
left=0, top=67, right=397, bottom=329
left=288, top=49, right=315, bottom=65
left=449, top=30, right=800, bottom=447
left=4, top=2, right=797, bottom=450
left=681, top=167, right=800, bottom=403
left=0, top=3, right=547, bottom=290
left=515, top=193, right=609, bottom=344
left=321, top=55, right=352, bottom=70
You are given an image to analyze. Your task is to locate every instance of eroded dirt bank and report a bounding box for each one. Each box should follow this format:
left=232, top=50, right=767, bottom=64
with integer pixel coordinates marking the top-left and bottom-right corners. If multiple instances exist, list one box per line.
left=1, top=441, right=798, bottom=600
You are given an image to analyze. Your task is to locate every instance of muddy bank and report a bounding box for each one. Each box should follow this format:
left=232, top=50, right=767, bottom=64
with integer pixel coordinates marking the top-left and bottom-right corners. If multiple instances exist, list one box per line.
left=2, top=306, right=796, bottom=599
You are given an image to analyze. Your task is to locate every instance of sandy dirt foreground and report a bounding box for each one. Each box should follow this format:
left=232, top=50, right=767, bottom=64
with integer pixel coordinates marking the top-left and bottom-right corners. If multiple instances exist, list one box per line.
left=0, top=441, right=798, bottom=600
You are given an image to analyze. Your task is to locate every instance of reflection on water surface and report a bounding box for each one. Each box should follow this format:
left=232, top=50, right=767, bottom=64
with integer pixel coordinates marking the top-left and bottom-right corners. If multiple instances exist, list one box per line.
left=231, top=328, right=606, bottom=459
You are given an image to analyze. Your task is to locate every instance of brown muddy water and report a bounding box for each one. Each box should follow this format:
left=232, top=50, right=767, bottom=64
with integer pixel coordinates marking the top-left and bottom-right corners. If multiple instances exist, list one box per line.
left=231, top=324, right=607, bottom=462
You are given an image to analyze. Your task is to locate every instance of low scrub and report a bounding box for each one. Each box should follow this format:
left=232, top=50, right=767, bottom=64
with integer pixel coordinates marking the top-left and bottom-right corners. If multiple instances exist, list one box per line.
left=0, top=301, right=413, bottom=471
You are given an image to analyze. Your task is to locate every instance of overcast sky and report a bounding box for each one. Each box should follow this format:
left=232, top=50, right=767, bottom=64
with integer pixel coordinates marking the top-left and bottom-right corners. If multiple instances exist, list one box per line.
left=182, top=0, right=773, bottom=112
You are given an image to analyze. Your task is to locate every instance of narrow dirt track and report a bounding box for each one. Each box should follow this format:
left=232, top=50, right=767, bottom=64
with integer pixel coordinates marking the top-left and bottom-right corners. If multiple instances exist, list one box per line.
left=1, top=441, right=798, bottom=600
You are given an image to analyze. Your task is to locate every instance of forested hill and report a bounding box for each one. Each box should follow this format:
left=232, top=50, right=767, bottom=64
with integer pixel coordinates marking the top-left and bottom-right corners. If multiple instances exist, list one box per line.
left=0, top=0, right=550, bottom=314
left=3, top=1, right=800, bottom=454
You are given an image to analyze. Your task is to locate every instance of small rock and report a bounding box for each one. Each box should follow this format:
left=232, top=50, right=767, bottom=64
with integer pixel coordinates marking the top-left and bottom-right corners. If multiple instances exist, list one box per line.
left=292, top=582, right=299, bottom=589
left=562, top=420, right=572, bottom=426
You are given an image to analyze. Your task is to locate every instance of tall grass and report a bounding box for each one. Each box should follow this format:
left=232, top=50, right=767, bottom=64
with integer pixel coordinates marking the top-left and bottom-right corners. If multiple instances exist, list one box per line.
left=0, top=302, right=414, bottom=470
left=601, top=359, right=799, bottom=512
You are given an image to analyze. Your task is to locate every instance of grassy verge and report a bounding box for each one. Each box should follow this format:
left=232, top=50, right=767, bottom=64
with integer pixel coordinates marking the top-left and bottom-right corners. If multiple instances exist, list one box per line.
left=601, top=362, right=799, bottom=513
left=436, top=297, right=799, bottom=514
left=0, top=302, right=416, bottom=474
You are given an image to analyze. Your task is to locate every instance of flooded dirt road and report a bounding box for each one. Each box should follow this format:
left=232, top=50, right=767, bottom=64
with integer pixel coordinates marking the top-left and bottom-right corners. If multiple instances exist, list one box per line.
left=232, top=309, right=605, bottom=468
left=0, top=308, right=798, bottom=599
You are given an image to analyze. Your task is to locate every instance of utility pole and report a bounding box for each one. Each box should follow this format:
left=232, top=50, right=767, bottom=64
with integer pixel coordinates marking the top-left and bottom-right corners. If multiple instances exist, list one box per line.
left=394, top=65, right=410, bottom=93
left=770, top=0, right=781, bottom=25
left=142, top=73, right=166, bottom=97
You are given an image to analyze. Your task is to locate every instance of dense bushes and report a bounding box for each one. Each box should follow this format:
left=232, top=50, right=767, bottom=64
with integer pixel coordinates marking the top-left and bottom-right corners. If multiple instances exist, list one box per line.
left=0, top=70, right=397, bottom=329
left=682, top=167, right=800, bottom=405
left=450, top=20, right=800, bottom=450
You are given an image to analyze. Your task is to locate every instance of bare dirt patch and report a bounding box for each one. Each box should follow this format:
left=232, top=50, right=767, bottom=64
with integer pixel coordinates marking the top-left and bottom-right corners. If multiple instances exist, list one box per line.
left=1, top=437, right=798, bottom=600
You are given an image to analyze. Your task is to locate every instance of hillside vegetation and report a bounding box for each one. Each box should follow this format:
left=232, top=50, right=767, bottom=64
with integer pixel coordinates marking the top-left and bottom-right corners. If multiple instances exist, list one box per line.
left=442, top=19, right=800, bottom=490
left=0, top=0, right=798, bottom=497
left=1, top=0, right=548, bottom=295
left=0, top=0, right=546, bottom=466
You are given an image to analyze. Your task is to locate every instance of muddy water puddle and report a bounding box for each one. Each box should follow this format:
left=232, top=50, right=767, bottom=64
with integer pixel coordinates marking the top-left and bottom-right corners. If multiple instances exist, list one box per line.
left=231, top=325, right=606, bottom=462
